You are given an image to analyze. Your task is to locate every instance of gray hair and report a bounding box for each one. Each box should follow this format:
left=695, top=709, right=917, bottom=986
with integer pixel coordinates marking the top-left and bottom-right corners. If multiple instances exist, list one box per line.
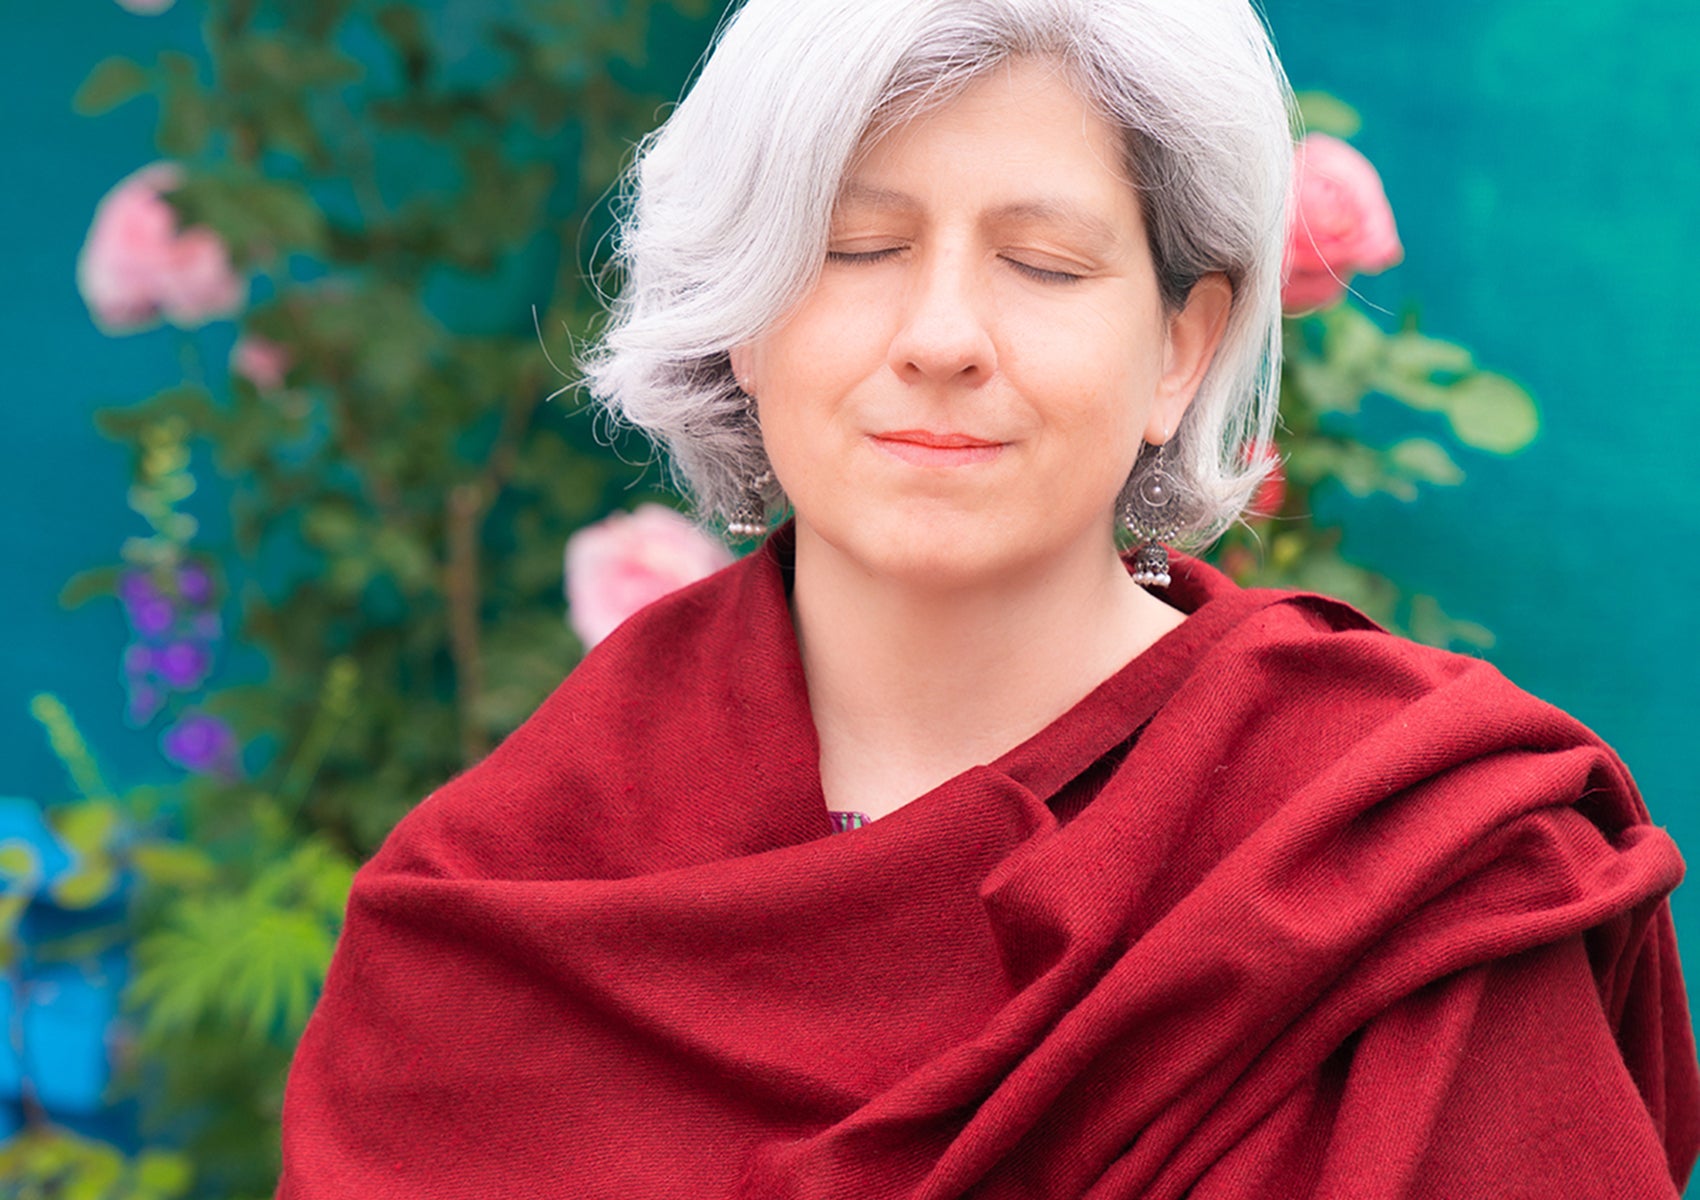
left=572, top=0, right=1298, bottom=551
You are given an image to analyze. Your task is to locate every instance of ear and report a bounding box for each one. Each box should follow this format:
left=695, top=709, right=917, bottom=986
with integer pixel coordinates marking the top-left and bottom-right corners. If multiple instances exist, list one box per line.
left=728, top=344, right=754, bottom=393
left=1145, top=272, right=1232, bottom=444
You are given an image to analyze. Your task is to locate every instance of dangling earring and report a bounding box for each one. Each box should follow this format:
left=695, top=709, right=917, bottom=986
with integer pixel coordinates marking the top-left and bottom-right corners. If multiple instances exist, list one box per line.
left=1121, top=438, right=1180, bottom=587
left=727, top=383, right=773, bottom=540
left=726, top=468, right=773, bottom=539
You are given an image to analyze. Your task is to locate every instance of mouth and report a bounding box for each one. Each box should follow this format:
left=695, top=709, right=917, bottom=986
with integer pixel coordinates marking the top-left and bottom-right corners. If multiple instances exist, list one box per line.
left=869, top=429, right=1007, bottom=467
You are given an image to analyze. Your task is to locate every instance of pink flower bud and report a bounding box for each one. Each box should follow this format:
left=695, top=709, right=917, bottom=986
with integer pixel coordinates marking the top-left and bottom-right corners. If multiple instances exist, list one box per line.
left=231, top=334, right=294, bottom=390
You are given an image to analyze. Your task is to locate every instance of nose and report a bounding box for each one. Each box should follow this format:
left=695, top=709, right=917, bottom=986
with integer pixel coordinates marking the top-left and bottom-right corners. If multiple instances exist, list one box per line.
left=885, top=243, right=998, bottom=389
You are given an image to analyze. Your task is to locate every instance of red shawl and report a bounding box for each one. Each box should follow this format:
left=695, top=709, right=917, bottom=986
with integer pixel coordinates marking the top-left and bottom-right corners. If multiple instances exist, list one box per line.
left=276, top=523, right=1700, bottom=1198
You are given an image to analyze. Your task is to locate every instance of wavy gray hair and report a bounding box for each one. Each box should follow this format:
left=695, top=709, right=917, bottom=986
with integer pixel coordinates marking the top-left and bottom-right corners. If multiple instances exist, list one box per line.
left=572, top=0, right=1298, bottom=551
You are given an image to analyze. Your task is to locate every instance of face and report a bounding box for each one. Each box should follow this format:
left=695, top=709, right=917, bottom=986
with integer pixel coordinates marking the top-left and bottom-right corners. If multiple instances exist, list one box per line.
left=731, top=55, right=1231, bottom=591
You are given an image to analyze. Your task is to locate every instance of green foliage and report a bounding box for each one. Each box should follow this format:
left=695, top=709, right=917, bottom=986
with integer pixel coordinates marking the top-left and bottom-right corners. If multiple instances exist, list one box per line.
left=1293, top=89, right=1363, bottom=139
left=44, top=0, right=720, bottom=1190
left=126, top=839, right=350, bottom=1047
left=0, top=1129, right=194, bottom=1200
left=1211, top=292, right=1540, bottom=647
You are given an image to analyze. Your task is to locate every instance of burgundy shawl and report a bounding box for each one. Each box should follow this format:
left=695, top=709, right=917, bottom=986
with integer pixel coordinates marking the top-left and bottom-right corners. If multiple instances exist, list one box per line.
left=276, top=525, right=1700, bottom=1197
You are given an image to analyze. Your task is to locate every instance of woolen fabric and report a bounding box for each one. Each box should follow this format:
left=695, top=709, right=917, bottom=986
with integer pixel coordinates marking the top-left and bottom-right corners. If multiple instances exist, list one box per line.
left=276, top=522, right=1700, bottom=1198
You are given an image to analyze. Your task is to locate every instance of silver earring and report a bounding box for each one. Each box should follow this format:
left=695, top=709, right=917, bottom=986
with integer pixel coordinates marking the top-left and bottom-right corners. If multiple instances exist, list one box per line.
left=1120, top=440, right=1180, bottom=587
left=727, top=387, right=773, bottom=540
left=727, top=468, right=773, bottom=539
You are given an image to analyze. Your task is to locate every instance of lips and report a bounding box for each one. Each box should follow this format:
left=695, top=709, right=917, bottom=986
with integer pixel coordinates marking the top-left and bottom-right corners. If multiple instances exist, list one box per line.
left=874, top=429, right=1003, bottom=449
left=869, top=429, right=1005, bottom=467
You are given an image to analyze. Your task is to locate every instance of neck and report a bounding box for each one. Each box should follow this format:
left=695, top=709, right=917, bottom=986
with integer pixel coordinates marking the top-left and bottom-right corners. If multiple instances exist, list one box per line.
left=789, top=520, right=1187, bottom=818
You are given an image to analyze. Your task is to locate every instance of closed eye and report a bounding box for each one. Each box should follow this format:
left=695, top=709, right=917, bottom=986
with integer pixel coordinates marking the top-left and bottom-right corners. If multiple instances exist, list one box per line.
left=999, top=256, right=1081, bottom=285
left=826, top=249, right=898, bottom=264
left=826, top=248, right=1085, bottom=285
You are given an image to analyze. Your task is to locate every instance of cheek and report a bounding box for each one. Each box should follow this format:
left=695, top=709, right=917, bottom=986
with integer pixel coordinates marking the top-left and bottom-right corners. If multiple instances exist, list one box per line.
left=754, top=291, right=884, bottom=458
left=1015, top=329, right=1151, bottom=441
left=771, top=278, right=887, bottom=373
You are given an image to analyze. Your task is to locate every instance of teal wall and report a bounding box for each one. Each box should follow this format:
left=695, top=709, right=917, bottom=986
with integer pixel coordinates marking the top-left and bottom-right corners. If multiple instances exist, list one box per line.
left=4, top=0, right=1698, bottom=1172
left=1259, top=0, right=1700, bottom=976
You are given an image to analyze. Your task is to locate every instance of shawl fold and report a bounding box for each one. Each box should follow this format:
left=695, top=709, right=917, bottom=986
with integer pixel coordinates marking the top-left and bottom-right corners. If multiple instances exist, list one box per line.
left=276, top=524, right=1700, bottom=1198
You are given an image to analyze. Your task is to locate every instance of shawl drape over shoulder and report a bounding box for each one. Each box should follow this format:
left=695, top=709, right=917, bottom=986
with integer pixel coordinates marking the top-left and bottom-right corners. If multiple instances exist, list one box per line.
left=275, top=523, right=1700, bottom=1198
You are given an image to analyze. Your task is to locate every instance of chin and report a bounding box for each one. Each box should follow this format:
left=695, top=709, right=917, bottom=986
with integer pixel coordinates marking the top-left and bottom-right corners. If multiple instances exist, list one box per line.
left=808, top=502, right=1037, bottom=592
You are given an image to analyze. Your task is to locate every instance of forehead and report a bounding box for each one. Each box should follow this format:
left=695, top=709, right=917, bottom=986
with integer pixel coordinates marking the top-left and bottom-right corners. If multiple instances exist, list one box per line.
left=831, top=58, right=1143, bottom=251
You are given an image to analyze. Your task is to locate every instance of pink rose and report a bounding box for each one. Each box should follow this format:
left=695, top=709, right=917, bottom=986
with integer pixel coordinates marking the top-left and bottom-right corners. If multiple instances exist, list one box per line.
left=230, top=334, right=293, bottom=390
left=76, top=161, right=247, bottom=335
left=115, top=0, right=176, bottom=11
left=1281, top=133, right=1403, bottom=314
left=564, top=504, right=735, bottom=649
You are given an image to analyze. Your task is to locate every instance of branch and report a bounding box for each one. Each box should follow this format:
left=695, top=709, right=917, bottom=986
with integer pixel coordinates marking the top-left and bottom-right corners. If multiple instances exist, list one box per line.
left=443, top=481, right=489, bottom=766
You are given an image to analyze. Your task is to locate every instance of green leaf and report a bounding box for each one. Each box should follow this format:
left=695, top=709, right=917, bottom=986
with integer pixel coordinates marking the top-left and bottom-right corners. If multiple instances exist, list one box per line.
left=370, top=526, right=436, bottom=592
left=1445, top=372, right=1540, bottom=453
left=49, top=800, right=123, bottom=855
left=0, top=839, right=42, bottom=886
left=1294, top=90, right=1363, bottom=140
left=56, top=565, right=125, bottom=612
left=1286, top=357, right=1363, bottom=415
left=1375, top=375, right=1454, bottom=414
left=1380, top=330, right=1475, bottom=380
left=129, top=891, right=335, bottom=1043
left=302, top=501, right=362, bottom=551
left=89, top=385, right=220, bottom=443
left=156, top=51, right=212, bottom=158
left=1387, top=437, right=1465, bottom=486
left=1330, top=441, right=1396, bottom=498
left=29, top=695, right=116, bottom=804
left=134, top=1150, right=195, bottom=1197
left=130, top=841, right=219, bottom=890
left=50, top=859, right=121, bottom=909
left=1321, top=304, right=1386, bottom=377
left=74, top=56, right=151, bottom=117
left=1409, top=593, right=1496, bottom=651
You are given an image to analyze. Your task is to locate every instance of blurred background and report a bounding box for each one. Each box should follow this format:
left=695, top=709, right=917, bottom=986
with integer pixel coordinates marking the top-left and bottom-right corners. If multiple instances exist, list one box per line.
left=3, top=0, right=1697, bottom=1193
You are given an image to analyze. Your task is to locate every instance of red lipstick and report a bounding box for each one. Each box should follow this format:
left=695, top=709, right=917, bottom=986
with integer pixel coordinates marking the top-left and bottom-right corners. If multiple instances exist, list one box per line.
left=870, top=429, right=1005, bottom=467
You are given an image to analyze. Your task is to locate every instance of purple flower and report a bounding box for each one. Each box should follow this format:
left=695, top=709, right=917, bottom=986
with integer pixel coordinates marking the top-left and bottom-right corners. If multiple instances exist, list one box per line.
left=132, top=599, right=175, bottom=637
left=160, top=712, right=241, bottom=778
left=154, top=640, right=212, bottom=691
left=119, top=571, right=177, bottom=636
left=176, top=562, right=213, bottom=607
left=125, top=681, right=165, bottom=727
left=122, top=644, right=155, bottom=677
left=117, top=569, right=158, bottom=607
left=187, top=612, right=222, bottom=641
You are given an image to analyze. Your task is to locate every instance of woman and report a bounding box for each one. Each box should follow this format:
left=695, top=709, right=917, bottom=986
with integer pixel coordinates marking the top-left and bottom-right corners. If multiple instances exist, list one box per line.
left=275, top=0, right=1700, bottom=1196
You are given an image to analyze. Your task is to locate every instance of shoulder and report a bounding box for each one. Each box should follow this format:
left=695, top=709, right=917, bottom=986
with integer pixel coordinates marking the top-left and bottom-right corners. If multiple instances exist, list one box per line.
left=360, top=547, right=794, bottom=882
left=1170, top=579, right=1656, bottom=833
left=1165, top=550, right=1504, bottom=715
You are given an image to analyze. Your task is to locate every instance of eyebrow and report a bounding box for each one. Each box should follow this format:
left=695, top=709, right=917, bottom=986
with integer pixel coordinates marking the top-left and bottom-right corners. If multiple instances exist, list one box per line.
left=833, top=180, right=1125, bottom=254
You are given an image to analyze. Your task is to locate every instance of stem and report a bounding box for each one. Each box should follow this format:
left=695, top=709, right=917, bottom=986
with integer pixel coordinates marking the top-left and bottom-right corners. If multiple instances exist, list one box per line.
left=177, top=331, right=207, bottom=389
left=443, top=482, right=489, bottom=766
left=441, top=369, right=543, bottom=766
left=276, top=658, right=359, bottom=819
left=28, top=695, right=116, bottom=805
